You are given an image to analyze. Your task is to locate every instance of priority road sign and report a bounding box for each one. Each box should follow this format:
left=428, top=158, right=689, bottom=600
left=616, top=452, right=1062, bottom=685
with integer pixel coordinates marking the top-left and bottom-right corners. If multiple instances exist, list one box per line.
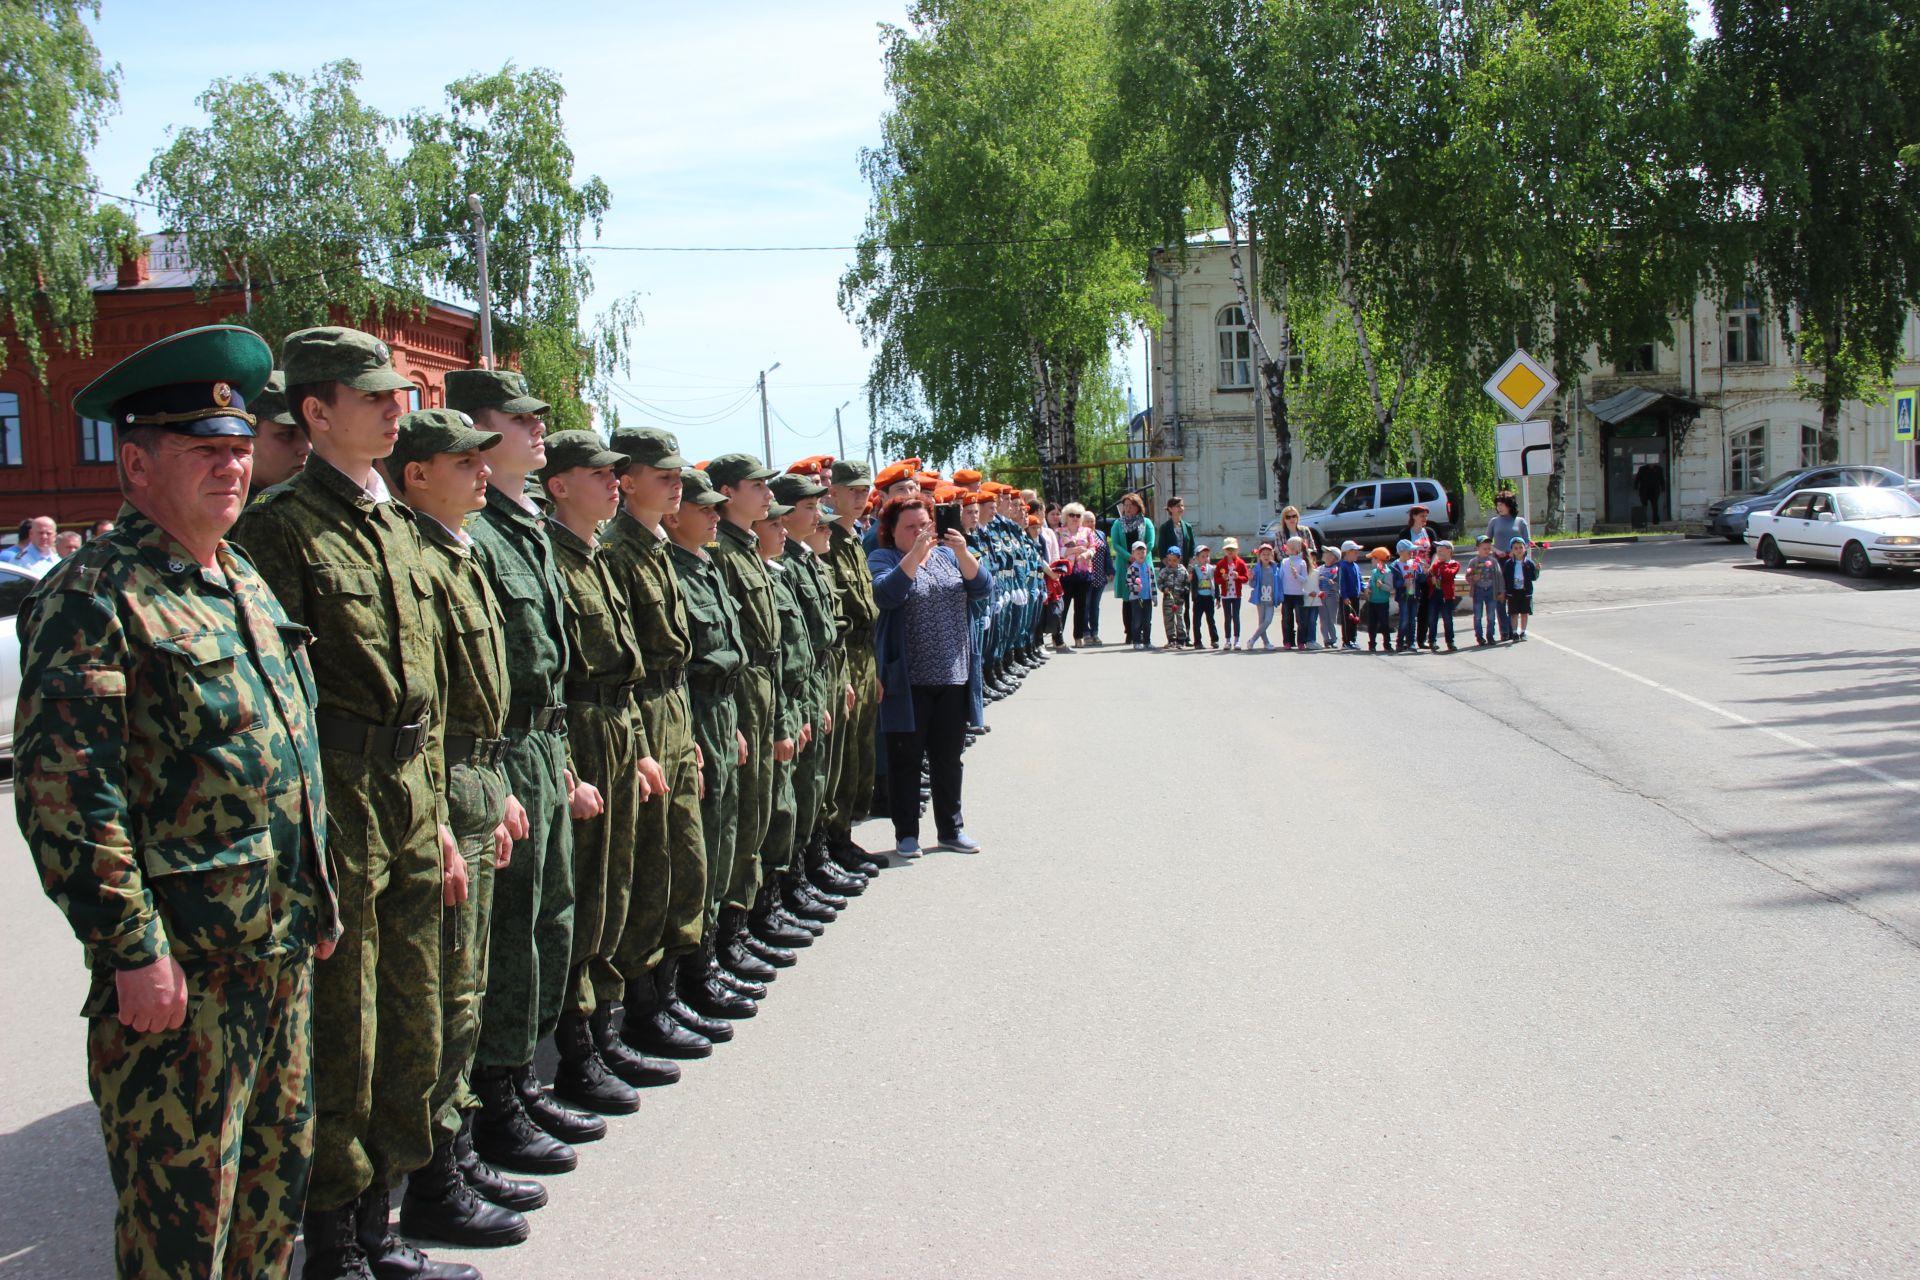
left=1485, top=349, right=1559, bottom=421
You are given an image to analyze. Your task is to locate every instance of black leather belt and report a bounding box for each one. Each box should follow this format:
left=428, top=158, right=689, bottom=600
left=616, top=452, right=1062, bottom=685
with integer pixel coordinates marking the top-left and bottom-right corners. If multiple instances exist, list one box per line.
left=503, top=702, right=568, bottom=733
left=316, top=713, right=431, bottom=762
left=565, top=681, right=636, bottom=708
left=637, top=666, right=686, bottom=695
left=747, top=647, right=779, bottom=668
left=445, top=733, right=509, bottom=767
left=688, top=667, right=743, bottom=696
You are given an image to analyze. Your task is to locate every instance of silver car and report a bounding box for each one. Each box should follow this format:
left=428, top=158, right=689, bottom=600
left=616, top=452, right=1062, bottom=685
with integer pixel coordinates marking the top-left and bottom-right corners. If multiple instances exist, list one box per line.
left=1705, top=465, right=1906, bottom=542
left=0, top=559, right=49, bottom=762
left=1268, top=478, right=1455, bottom=545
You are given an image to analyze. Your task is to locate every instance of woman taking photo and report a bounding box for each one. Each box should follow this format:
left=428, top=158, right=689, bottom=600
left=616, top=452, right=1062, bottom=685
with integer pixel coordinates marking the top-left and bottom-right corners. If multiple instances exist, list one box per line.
left=870, top=495, right=991, bottom=858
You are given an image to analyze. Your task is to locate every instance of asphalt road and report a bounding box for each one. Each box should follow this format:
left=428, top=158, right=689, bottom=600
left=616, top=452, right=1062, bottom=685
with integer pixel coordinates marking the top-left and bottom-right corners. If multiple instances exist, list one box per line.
left=3, top=539, right=1917, bottom=1279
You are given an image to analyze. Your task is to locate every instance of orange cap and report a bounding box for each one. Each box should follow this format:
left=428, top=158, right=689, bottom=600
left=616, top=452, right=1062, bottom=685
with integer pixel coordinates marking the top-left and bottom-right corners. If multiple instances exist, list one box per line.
left=915, top=470, right=942, bottom=488
left=933, top=483, right=962, bottom=503
left=961, top=489, right=992, bottom=506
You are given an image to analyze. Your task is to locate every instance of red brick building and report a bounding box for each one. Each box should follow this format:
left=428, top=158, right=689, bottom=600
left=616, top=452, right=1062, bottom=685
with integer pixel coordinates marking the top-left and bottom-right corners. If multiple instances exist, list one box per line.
left=0, top=235, right=482, bottom=528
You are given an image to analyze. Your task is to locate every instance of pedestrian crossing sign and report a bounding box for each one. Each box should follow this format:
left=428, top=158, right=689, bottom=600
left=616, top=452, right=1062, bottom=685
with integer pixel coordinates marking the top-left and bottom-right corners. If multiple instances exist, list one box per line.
left=1896, top=388, right=1915, bottom=442
left=1484, top=349, right=1559, bottom=421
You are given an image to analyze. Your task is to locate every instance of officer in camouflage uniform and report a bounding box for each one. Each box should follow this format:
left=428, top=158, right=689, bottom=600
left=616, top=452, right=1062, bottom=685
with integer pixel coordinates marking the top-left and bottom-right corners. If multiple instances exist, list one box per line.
left=822, top=459, right=884, bottom=875
left=602, top=428, right=750, bottom=1061
left=707, top=453, right=812, bottom=963
left=449, top=370, right=605, bottom=1178
left=539, top=430, right=681, bottom=1111
left=17, top=326, right=332, bottom=1280
left=771, top=468, right=865, bottom=910
left=661, top=468, right=773, bottom=994
left=229, top=327, right=471, bottom=1280
left=384, top=409, right=546, bottom=1251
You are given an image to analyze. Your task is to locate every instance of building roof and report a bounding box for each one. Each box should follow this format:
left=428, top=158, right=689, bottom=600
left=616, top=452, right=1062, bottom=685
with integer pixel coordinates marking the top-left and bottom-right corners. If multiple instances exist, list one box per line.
left=88, top=233, right=477, bottom=318
left=1589, top=386, right=1705, bottom=424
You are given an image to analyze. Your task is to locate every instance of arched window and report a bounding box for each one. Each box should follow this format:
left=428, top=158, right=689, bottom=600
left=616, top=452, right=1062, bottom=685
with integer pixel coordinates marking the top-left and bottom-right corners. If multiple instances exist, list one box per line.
left=1216, top=306, right=1253, bottom=389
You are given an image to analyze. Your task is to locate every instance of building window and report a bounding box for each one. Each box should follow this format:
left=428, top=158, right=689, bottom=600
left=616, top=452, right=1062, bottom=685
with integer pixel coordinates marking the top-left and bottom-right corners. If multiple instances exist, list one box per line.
left=79, top=415, right=114, bottom=464
left=1216, top=306, right=1253, bottom=389
left=1798, top=424, right=1835, bottom=467
left=407, top=387, right=422, bottom=412
left=0, top=393, right=22, bottom=468
left=1619, top=342, right=1656, bottom=374
left=1725, top=290, right=1766, bottom=365
left=1728, top=425, right=1765, bottom=491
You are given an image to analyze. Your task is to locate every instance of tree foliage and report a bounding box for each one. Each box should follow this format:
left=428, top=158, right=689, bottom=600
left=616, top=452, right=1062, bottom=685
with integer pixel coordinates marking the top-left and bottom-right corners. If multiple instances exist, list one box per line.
left=0, top=0, right=122, bottom=375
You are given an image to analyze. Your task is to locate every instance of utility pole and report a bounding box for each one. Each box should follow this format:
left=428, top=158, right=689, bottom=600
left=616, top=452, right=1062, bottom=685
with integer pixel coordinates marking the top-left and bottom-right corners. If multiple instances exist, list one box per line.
left=834, top=399, right=850, bottom=459
left=467, top=194, right=493, bottom=370
left=758, top=362, right=781, bottom=466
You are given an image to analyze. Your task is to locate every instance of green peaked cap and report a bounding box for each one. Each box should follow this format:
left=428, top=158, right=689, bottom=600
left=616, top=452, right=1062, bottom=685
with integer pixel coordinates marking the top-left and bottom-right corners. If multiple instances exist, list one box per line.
left=74, top=324, right=274, bottom=430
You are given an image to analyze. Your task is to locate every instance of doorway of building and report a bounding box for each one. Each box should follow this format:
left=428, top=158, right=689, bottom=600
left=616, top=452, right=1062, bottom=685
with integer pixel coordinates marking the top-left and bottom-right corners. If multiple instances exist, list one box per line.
left=1605, top=417, right=1670, bottom=525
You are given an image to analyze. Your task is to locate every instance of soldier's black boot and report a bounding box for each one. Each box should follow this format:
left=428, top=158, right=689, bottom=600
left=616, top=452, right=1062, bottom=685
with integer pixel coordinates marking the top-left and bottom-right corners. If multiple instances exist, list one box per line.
left=795, top=862, right=849, bottom=911
left=740, top=928, right=798, bottom=967
left=830, top=829, right=885, bottom=876
left=712, top=961, right=769, bottom=1000
left=719, top=907, right=778, bottom=980
left=355, top=1186, right=481, bottom=1280
left=401, top=1135, right=531, bottom=1248
left=592, top=1006, right=681, bottom=1087
left=619, top=958, right=715, bottom=1059
left=470, top=1065, right=578, bottom=1175
left=808, top=832, right=866, bottom=895
left=783, top=869, right=839, bottom=922
left=680, top=936, right=759, bottom=1019
left=551, top=1015, right=641, bottom=1116
left=661, top=954, right=736, bottom=1042
left=515, top=1064, right=607, bottom=1144
left=454, top=1114, right=548, bottom=1212
left=302, top=1204, right=374, bottom=1279
left=751, top=883, right=813, bottom=947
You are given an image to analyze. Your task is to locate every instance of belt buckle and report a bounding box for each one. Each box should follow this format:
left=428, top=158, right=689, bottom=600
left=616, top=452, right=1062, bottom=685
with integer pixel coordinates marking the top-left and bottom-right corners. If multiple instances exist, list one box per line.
left=393, top=722, right=426, bottom=761
left=542, top=706, right=567, bottom=732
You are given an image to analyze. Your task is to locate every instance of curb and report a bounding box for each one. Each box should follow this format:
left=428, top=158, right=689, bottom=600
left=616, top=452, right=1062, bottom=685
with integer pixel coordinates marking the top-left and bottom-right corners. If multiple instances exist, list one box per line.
left=1537, top=533, right=1697, bottom=551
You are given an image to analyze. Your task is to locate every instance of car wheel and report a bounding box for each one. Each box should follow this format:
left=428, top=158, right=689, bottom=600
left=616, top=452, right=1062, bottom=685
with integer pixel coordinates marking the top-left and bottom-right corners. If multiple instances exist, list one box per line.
left=1842, top=541, right=1875, bottom=579
left=1758, top=535, right=1786, bottom=569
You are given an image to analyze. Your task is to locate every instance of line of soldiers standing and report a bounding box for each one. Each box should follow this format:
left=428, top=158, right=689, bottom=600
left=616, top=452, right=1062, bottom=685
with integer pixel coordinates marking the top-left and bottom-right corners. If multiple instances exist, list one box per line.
left=16, top=321, right=1059, bottom=1280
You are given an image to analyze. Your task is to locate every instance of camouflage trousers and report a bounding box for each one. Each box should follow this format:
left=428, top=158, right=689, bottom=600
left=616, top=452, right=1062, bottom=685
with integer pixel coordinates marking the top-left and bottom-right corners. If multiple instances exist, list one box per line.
left=827, top=641, right=878, bottom=837
left=431, top=758, right=507, bottom=1144
left=565, top=700, right=640, bottom=1016
left=794, top=682, right=834, bottom=845
left=309, top=751, right=442, bottom=1211
left=615, top=684, right=705, bottom=984
left=88, top=952, right=313, bottom=1279
left=689, top=680, right=740, bottom=925
left=725, top=665, right=776, bottom=910
left=476, top=728, right=573, bottom=1069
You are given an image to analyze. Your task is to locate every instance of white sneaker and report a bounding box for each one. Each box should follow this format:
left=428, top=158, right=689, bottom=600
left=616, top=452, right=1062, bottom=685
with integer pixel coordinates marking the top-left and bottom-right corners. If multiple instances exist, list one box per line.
left=895, top=837, right=922, bottom=859
left=935, top=833, right=981, bottom=854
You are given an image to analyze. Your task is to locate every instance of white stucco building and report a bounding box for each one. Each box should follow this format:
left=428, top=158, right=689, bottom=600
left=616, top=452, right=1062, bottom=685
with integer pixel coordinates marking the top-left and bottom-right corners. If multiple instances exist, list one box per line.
left=1143, top=240, right=1920, bottom=537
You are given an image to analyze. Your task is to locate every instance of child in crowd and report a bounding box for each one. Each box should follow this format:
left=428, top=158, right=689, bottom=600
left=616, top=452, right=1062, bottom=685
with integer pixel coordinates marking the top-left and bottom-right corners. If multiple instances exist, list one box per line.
left=1391, top=540, right=1421, bottom=652
left=1279, top=536, right=1308, bottom=648
left=1466, top=534, right=1507, bottom=645
left=1157, top=547, right=1192, bottom=648
left=1365, top=548, right=1393, bottom=650
left=1426, top=539, right=1462, bottom=651
left=1317, top=546, right=1342, bottom=649
left=1214, top=536, right=1249, bottom=649
left=1191, top=544, right=1220, bottom=649
left=1337, top=541, right=1364, bottom=650
left=1123, top=540, right=1157, bottom=648
left=1294, top=540, right=1324, bottom=650
left=1504, top=536, right=1539, bottom=639
left=1246, top=542, right=1283, bottom=650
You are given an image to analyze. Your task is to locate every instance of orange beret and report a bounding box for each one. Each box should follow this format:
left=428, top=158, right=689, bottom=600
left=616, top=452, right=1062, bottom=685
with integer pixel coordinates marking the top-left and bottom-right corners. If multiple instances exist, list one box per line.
left=787, top=454, right=833, bottom=476
left=933, top=484, right=962, bottom=503
left=961, top=490, right=992, bottom=506
left=915, top=470, right=942, bottom=487
left=693, top=460, right=710, bottom=470
left=873, top=461, right=916, bottom=488
left=1025, top=515, right=1041, bottom=527
left=952, top=468, right=983, bottom=486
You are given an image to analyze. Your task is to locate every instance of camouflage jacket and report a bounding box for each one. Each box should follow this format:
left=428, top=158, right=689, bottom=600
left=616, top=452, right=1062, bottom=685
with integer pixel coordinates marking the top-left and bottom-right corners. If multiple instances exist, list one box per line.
left=548, top=517, right=649, bottom=754
left=416, top=518, right=510, bottom=848
left=599, top=508, right=693, bottom=675
left=665, top=539, right=747, bottom=690
left=711, top=518, right=780, bottom=659
left=764, top=555, right=815, bottom=740
left=468, top=483, right=571, bottom=713
left=825, top=521, right=878, bottom=640
left=784, top=538, right=844, bottom=672
left=16, top=510, right=336, bottom=993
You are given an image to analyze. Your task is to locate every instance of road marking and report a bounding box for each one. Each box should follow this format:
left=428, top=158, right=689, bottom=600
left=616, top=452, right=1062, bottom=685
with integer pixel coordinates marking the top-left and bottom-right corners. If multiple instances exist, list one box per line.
left=1532, top=632, right=1920, bottom=796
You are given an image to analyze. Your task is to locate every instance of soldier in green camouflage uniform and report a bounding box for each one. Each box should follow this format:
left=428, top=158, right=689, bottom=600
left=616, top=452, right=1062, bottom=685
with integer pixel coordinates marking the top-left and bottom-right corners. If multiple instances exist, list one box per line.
left=602, top=428, right=752, bottom=1059
left=539, top=431, right=682, bottom=1111
left=662, top=468, right=774, bottom=992
left=384, top=409, right=545, bottom=1251
left=17, top=326, right=334, bottom=1280
left=228, top=327, right=470, bottom=1279
left=244, top=368, right=312, bottom=499
left=707, top=454, right=812, bottom=959
left=822, top=460, right=884, bottom=873
left=448, top=370, right=606, bottom=1178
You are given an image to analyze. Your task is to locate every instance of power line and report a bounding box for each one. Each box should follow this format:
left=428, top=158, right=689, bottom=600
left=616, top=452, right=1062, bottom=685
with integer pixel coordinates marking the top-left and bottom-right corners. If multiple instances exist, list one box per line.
left=770, top=404, right=831, bottom=441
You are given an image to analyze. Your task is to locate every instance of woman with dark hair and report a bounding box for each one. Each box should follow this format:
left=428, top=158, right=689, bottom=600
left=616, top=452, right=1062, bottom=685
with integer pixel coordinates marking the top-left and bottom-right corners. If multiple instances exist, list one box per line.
left=1107, top=493, right=1155, bottom=642
left=1485, top=491, right=1532, bottom=561
left=1395, top=504, right=1437, bottom=648
left=869, top=495, right=991, bottom=858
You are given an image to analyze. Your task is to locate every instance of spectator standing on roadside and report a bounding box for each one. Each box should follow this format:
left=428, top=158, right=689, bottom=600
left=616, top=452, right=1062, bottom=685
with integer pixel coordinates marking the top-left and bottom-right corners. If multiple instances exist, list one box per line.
left=1365, top=548, right=1394, bottom=650
left=1190, top=544, right=1219, bottom=649
left=1109, top=495, right=1155, bottom=643
left=1274, top=505, right=1322, bottom=560
left=1427, top=540, right=1463, bottom=651
left=53, top=530, right=82, bottom=559
left=1121, top=541, right=1156, bottom=649
left=1486, top=491, right=1531, bottom=563
left=1085, top=516, right=1112, bottom=644
left=1057, top=503, right=1099, bottom=646
left=1504, top=537, right=1539, bottom=639
left=1337, top=542, right=1365, bottom=649
left=1157, top=547, right=1191, bottom=647
left=1157, top=496, right=1198, bottom=641
left=1214, top=536, right=1249, bottom=649
left=1467, top=535, right=1507, bottom=645
left=5, top=515, right=57, bottom=568
left=1246, top=542, right=1283, bottom=650
left=1396, top=505, right=1438, bottom=647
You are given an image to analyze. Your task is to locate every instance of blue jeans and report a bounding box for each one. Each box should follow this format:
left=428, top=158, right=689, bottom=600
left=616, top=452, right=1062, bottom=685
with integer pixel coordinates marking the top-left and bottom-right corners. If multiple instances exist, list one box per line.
left=1298, top=604, right=1321, bottom=647
left=1472, top=592, right=1507, bottom=641
left=1396, top=596, right=1418, bottom=647
left=1428, top=595, right=1456, bottom=645
left=1085, top=582, right=1105, bottom=639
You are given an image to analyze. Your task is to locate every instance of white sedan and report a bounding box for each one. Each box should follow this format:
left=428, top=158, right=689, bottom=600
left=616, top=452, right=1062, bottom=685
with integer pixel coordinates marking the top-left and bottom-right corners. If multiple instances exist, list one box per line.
left=1745, top=485, right=1920, bottom=577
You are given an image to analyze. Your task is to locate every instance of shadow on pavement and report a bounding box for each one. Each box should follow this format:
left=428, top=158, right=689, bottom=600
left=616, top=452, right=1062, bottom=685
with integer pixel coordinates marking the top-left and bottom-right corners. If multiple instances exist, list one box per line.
left=0, top=1101, right=113, bottom=1278
left=1729, top=560, right=1920, bottom=592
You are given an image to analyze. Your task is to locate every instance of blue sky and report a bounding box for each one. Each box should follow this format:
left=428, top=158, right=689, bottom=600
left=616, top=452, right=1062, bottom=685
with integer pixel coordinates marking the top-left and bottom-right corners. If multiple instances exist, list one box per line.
left=84, top=0, right=903, bottom=464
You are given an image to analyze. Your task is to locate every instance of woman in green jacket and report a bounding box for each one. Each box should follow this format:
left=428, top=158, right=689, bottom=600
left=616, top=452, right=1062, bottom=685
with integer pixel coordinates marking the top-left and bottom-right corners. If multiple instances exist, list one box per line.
left=1107, top=492, right=1154, bottom=601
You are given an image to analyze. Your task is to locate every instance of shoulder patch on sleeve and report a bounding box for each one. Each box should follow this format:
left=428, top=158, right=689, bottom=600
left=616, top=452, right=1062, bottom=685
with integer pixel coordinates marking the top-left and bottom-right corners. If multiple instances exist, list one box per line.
left=41, top=665, right=127, bottom=698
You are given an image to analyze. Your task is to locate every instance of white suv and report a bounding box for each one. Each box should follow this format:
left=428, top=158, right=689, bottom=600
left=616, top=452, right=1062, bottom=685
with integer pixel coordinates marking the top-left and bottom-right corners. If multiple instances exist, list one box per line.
left=1267, top=478, right=1455, bottom=544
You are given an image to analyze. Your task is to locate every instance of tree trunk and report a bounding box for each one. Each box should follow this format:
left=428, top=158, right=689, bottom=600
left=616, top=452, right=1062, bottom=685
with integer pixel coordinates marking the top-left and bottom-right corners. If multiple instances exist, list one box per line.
left=1544, top=398, right=1570, bottom=534
left=1057, top=360, right=1083, bottom=506
left=1029, top=342, right=1062, bottom=503
left=1262, top=352, right=1292, bottom=507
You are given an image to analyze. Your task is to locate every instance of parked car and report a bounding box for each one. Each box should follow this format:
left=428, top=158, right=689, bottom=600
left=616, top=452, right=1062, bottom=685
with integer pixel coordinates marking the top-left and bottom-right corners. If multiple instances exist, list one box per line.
left=0, top=559, right=50, bottom=762
left=1706, top=464, right=1906, bottom=542
left=1265, top=478, right=1454, bottom=544
left=1745, top=485, right=1920, bottom=577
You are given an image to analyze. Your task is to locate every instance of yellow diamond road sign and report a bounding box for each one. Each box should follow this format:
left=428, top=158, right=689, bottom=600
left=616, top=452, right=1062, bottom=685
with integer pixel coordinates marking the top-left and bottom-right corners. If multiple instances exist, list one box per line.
left=1484, top=348, right=1559, bottom=421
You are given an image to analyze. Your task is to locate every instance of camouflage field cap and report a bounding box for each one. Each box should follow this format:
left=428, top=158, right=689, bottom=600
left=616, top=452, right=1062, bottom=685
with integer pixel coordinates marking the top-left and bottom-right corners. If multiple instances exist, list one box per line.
left=770, top=471, right=828, bottom=504
left=706, top=452, right=779, bottom=489
left=539, top=429, right=627, bottom=479
left=389, top=408, right=501, bottom=475
left=249, top=370, right=296, bottom=428
left=609, top=425, right=689, bottom=471
left=830, top=458, right=873, bottom=486
left=280, top=326, right=416, bottom=393
left=679, top=466, right=728, bottom=506
left=445, top=367, right=550, bottom=417
left=763, top=498, right=794, bottom=519
left=74, top=323, right=273, bottom=438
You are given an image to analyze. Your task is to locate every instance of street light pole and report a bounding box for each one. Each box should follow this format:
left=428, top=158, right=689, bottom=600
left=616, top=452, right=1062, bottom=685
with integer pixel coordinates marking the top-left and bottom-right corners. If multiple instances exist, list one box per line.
left=758, top=362, right=782, bottom=467
left=467, top=194, right=492, bottom=370
left=834, top=399, right=850, bottom=459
